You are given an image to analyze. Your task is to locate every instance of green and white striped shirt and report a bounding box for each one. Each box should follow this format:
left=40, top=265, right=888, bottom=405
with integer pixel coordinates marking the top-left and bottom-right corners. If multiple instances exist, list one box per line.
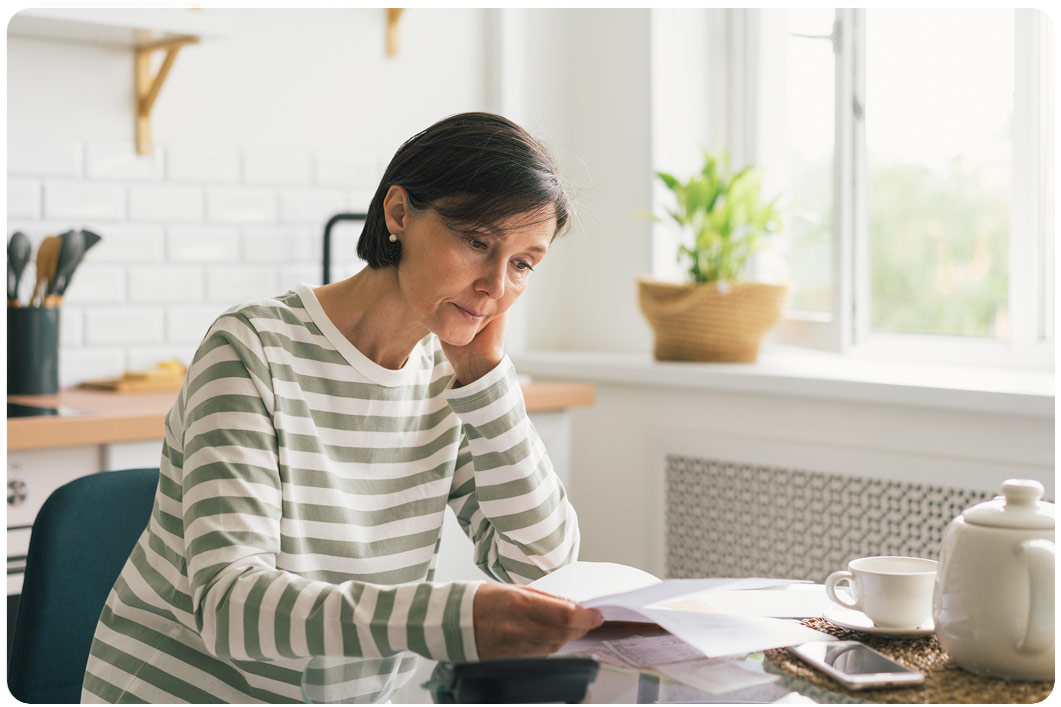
left=82, top=283, right=580, bottom=703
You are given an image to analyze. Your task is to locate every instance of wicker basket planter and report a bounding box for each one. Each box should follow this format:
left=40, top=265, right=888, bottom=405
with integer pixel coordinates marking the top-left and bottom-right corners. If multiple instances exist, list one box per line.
left=638, top=277, right=787, bottom=363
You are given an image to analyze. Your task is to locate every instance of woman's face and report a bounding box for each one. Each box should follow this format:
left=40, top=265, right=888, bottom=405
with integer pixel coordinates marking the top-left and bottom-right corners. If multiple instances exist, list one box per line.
left=393, top=202, right=554, bottom=346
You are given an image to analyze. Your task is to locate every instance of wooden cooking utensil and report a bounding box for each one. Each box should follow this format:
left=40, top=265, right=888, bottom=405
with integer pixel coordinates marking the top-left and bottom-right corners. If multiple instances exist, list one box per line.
left=30, top=235, right=62, bottom=307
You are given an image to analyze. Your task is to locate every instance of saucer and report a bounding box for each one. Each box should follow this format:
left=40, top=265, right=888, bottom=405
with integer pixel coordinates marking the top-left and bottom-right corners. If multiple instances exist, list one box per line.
left=822, top=605, right=934, bottom=637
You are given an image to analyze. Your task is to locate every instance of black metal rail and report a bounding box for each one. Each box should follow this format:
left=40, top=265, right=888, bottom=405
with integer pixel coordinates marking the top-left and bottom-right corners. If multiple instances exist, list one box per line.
left=322, top=212, right=368, bottom=285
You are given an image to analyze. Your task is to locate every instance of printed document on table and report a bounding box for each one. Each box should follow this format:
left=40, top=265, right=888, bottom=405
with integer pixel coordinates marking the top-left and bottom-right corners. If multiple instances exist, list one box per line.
left=530, top=562, right=832, bottom=658
left=662, top=584, right=829, bottom=619
left=529, top=562, right=797, bottom=622
left=641, top=607, right=830, bottom=658
left=602, top=633, right=706, bottom=667
left=656, top=656, right=780, bottom=695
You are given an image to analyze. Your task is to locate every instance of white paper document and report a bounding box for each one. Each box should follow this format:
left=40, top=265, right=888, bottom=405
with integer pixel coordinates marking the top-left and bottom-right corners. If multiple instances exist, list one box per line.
left=529, top=561, right=832, bottom=658
left=656, top=656, right=780, bottom=695
left=529, top=561, right=799, bottom=623
left=602, top=633, right=706, bottom=667
left=662, top=584, right=829, bottom=619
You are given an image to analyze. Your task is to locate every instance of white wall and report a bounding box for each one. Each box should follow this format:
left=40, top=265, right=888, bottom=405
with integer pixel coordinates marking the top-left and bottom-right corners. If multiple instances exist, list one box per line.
left=7, top=8, right=490, bottom=385
left=506, top=9, right=655, bottom=354
left=514, top=365, right=1054, bottom=577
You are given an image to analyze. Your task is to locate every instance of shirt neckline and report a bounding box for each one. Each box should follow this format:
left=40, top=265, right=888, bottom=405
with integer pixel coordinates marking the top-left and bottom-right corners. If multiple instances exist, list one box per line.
left=295, top=282, right=426, bottom=387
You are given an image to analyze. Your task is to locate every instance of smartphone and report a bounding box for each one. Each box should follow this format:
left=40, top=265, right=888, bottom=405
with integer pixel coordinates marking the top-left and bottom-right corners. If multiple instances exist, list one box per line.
left=791, top=640, right=924, bottom=690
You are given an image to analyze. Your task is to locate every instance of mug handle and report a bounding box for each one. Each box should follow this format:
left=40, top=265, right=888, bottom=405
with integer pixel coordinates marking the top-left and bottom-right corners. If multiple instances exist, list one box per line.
left=825, top=570, right=860, bottom=611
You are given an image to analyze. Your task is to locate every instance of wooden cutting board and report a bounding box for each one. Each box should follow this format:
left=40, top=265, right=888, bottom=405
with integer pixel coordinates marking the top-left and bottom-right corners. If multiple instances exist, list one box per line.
left=79, top=376, right=184, bottom=393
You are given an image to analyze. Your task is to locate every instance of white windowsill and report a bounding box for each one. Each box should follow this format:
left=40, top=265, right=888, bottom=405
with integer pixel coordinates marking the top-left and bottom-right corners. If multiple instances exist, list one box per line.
left=513, top=345, right=1054, bottom=418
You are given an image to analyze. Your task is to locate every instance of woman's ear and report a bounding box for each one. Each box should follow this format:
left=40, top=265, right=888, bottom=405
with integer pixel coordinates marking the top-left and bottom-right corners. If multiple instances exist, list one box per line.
left=382, top=185, right=410, bottom=235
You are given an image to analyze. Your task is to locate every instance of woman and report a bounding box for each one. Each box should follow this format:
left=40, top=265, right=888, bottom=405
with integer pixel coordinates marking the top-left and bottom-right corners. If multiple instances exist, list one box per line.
left=82, top=112, right=602, bottom=703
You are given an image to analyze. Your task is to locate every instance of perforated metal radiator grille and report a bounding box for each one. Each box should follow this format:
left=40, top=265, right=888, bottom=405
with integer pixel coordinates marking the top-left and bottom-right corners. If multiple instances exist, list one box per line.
left=665, top=454, right=997, bottom=583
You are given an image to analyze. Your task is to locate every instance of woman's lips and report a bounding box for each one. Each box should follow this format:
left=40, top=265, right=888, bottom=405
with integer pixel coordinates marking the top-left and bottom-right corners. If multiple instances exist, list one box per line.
left=453, top=303, right=485, bottom=322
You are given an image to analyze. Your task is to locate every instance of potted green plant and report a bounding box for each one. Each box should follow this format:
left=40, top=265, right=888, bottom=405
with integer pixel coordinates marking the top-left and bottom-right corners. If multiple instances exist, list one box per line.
left=638, top=151, right=787, bottom=362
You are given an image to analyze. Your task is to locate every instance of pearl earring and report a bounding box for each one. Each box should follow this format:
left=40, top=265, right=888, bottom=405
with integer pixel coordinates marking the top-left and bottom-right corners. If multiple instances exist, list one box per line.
left=389, top=234, right=398, bottom=243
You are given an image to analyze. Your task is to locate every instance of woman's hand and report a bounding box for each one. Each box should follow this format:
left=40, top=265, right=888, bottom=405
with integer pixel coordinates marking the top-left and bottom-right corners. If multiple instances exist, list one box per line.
left=440, top=312, right=508, bottom=386
left=473, top=583, right=604, bottom=659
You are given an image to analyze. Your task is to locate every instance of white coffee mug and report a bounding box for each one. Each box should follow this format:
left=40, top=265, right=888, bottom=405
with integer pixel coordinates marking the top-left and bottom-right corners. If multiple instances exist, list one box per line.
left=825, top=556, right=938, bottom=628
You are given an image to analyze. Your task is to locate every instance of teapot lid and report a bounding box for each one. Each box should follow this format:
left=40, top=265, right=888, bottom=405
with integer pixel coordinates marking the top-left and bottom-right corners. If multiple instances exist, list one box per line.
left=964, top=479, right=1054, bottom=530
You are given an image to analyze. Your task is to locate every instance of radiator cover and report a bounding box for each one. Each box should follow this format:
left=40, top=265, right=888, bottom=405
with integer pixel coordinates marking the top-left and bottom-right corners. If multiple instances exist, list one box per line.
left=666, top=454, right=999, bottom=582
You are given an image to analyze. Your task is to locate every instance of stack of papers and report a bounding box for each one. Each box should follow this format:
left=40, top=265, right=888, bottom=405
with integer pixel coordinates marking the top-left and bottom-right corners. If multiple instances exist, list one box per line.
left=528, top=561, right=832, bottom=659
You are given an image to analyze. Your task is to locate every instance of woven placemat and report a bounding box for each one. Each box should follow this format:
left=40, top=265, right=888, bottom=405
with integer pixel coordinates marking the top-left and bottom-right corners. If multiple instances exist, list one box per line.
left=764, top=618, right=1053, bottom=704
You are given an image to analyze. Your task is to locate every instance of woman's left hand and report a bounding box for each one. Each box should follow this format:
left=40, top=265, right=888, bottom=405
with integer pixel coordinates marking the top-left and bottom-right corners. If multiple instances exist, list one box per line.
left=440, top=312, right=507, bottom=386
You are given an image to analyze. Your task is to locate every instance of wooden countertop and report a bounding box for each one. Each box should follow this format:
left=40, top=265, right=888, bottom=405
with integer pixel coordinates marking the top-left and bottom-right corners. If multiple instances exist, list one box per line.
left=7, top=381, right=595, bottom=452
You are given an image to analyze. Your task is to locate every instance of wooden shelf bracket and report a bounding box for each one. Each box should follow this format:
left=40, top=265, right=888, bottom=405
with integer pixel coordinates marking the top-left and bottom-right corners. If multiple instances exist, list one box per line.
left=135, top=36, right=198, bottom=155
left=386, top=8, right=404, bottom=57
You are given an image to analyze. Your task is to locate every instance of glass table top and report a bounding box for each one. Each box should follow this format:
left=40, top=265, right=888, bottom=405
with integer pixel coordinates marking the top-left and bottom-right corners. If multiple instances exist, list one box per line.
left=300, top=623, right=865, bottom=704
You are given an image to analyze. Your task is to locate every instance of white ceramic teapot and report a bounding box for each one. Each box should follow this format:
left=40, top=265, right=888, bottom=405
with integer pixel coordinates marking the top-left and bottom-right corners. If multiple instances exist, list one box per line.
left=932, top=479, right=1054, bottom=681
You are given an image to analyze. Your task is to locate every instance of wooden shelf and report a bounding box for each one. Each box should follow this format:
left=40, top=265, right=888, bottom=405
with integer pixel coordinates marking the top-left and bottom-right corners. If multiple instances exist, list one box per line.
left=9, top=9, right=214, bottom=155
left=8, top=8, right=216, bottom=48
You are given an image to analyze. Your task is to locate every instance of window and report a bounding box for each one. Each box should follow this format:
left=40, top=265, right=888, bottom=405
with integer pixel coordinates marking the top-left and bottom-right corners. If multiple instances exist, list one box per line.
left=755, top=9, right=1054, bottom=368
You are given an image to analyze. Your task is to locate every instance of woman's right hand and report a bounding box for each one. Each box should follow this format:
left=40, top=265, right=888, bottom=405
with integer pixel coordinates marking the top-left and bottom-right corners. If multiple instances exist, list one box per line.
left=473, top=583, right=604, bottom=659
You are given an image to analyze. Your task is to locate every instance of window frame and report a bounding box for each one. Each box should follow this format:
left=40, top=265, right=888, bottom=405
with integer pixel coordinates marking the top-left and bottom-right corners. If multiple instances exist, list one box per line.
left=765, top=8, right=1054, bottom=370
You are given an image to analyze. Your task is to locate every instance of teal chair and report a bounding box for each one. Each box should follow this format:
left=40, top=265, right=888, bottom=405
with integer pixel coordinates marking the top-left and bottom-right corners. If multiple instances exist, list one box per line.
left=7, top=467, right=159, bottom=703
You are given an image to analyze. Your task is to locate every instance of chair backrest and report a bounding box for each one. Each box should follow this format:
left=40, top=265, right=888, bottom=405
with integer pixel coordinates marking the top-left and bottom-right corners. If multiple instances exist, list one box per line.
left=7, top=467, right=160, bottom=704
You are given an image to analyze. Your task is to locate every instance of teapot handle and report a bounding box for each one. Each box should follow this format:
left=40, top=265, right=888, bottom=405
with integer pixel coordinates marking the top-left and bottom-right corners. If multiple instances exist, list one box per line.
left=1016, top=539, right=1054, bottom=654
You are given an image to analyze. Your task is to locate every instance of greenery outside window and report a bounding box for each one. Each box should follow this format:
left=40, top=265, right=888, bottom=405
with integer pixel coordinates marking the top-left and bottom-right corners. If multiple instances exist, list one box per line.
left=754, top=8, right=1054, bottom=369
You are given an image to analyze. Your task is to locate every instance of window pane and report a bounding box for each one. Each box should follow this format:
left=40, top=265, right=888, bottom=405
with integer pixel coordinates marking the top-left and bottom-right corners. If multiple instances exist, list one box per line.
left=866, top=9, right=1013, bottom=339
left=761, top=9, right=835, bottom=313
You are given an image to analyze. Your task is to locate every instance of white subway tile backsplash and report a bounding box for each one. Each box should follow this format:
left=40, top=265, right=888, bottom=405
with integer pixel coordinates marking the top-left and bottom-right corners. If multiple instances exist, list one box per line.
left=61, top=264, right=126, bottom=305
left=281, top=264, right=325, bottom=288
left=207, top=187, right=278, bottom=224
left=244, top=148, right=312, bottom=185
left=10, top=138, right=384, bottom=375
left=4, top=221, right=66, bottom=242
left=348, top=190, right=375, bottom=213
left=59, top=347, right=125, bottom=388
left=129, top=184, right=204, bottom=223
left=318, top=259, right=366, bottom=284
left=85, top=307, right=165, bottom=346
left=84, top=223, right=166, bottom=262
left=8, top=137, right=83, bottom=177
left=8, top=179, right=41, bottom=219
left=241, top=225, right=316, bottom=263
left=166, top=304, right=223, bottom=343
left=315, top=149, right=381, bottom=189
left=167, top=225, right=241, bottom=262
left=87, top=141, right=164, bottom=181
left=44, top=181, right=125, bottom=221
left=207, top=265, right=279, bottom=304
left=126, top=345, right=198, bottom=371
left=129, top=265, right=204, bottom=303
left=166, top=144, right=240, bottom=183
left=59, top=306, right=84, bottom=347
left=280, top=188, right=348, bottom=225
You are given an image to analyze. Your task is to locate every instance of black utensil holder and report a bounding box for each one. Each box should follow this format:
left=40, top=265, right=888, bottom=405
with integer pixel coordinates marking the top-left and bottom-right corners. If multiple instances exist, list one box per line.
left=8, top=307, right=60, bottom=395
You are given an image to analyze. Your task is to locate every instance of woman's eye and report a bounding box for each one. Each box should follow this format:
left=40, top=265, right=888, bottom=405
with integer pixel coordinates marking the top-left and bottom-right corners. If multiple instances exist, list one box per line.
left=467, top=237, right=489, bottom=251
left=514, top=261, right=534, bottom=272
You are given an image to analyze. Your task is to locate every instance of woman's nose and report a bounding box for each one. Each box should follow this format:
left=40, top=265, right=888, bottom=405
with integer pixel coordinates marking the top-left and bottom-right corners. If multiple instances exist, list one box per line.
left=476, top=259, right=507, bottom=299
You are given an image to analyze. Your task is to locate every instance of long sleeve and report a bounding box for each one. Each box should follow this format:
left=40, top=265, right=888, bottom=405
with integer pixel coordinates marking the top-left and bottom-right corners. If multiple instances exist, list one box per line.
left=180, top=313, right=481, bottom=664
left=444, top=356, right=581, bottom=584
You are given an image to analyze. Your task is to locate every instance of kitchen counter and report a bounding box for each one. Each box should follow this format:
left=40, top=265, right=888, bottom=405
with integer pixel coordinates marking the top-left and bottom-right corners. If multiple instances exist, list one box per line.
left=7, top=381, right=595, bottom=451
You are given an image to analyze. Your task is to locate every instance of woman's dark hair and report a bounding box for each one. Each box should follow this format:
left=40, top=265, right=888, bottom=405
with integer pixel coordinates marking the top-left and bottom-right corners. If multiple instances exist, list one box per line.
left=357, top=112, right=571, bottom=268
